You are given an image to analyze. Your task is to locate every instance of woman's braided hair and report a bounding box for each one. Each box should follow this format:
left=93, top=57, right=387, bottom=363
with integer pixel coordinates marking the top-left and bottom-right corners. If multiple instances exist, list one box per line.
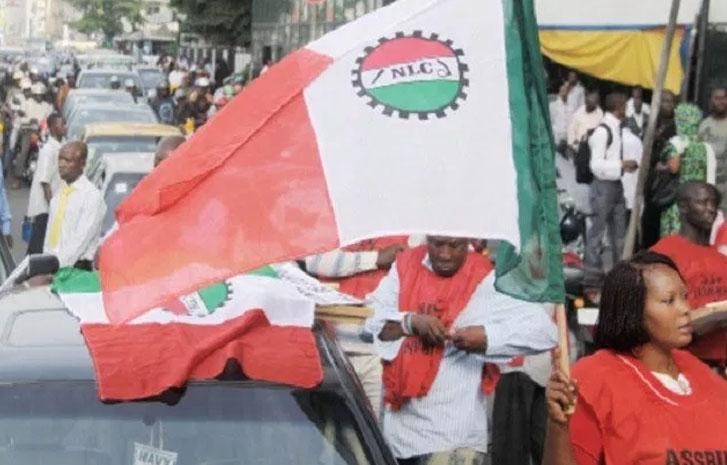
left=593, top=251, right=683, bottom=353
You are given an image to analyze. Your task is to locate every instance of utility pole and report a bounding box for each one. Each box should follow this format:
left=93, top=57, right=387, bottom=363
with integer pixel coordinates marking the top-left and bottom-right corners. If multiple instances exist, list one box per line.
left=622, top=0, right=682, bottom=259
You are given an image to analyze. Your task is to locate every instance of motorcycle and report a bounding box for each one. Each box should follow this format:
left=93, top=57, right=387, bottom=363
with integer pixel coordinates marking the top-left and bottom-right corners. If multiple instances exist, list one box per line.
left=558, top=190, right=596, bottom=356
left=13, top=119, right=42, bottom=185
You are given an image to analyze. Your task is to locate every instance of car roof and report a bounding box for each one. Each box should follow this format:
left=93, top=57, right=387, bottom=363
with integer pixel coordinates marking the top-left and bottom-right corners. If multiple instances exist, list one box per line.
left=0, top=286, right=344, bottom=385
left=83, top=122, right=181, bottom=138
left=0, top=287, right=93, bottom=380
left=101, top=152, right=155, bottom=177
left=78, top=68, right=138, bottom=76
left=68, top=88, right=133, bottom=97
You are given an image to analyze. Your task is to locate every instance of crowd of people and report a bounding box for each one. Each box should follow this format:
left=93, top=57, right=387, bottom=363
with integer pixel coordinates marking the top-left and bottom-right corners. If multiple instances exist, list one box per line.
left=0, top=51, right=726, bottom=464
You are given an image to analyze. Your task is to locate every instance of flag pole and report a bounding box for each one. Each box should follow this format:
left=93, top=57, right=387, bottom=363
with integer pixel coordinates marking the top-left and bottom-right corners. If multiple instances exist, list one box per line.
left=622, top=0, right=681, bottom=259
left=554, top=303, right=570, bottom=377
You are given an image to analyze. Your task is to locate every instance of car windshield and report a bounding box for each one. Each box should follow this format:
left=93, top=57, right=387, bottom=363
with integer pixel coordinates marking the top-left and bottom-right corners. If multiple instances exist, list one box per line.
left=102, top=172, right=146, bottom=233
left=88, top=136, right=160, bottom=157
left=139, top=69, right=164, bottom=90
left=0, top=381, right=372, bottom=465
left=65, top=92, right=134, bottom=114
left=78, top=74, right=142, bottom=90
left=68, top=109, right=157, bottom=139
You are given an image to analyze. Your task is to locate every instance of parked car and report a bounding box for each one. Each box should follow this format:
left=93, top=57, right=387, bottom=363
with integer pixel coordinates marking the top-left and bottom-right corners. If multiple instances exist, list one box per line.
left=89, top=152, right=155, bottom=235
left=0, top=260, right=395, bottom=465
left=76, top=69, right=142, bottom=91
left=136, top=66, right=165, bottom=97
left=61, top=89, right=135, bottom=121
left=80, top=122, right=182, bottom=176
left=66, top=103, right=158, bottom=140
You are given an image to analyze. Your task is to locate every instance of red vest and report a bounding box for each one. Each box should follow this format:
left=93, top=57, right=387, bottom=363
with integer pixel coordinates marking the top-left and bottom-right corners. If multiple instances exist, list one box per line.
left=382, top=245, right=494, bottom=410
left=571, top=350, right=727, bottom=465
left=652, top=235, right=727, bottom=363
left=324, top=236, right=409, bottom=299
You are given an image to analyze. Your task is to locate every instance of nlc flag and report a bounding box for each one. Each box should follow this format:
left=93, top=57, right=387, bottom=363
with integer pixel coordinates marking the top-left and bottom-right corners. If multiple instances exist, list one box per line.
left=101, top=0, right=564, bottom=322
left=52, top=266, right=324, bottom=400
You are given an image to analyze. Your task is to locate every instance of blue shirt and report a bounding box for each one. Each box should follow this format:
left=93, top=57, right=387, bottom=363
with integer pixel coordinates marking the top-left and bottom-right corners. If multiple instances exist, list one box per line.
left=368, top=255, right=558, bottom=458
left=0, top=161, right=12, bottom=236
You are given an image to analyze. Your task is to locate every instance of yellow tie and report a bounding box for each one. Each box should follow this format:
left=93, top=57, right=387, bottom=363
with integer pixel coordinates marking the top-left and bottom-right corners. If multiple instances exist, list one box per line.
left=48, top=184, right=74, bottom=248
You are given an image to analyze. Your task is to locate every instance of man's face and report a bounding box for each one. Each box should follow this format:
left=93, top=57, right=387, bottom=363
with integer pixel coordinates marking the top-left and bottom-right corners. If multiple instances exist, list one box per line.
left=711, top=89, right=727, bottom=117
left=633, top=88, right=643, bottom=112
left=567, top=71, right=578, bottom=85
left=51, top=118, right=67, bottom=138
left=58, top=147, right=85, bottom=183
left=661, top=92, right=676, bottom=118
left=585, top=93, right=599, bottom=112
left=427, top=236, right=469, bottom=277
left=681, top=185, right=718, bottom=233
left=32, top=93, right=43, bottom=102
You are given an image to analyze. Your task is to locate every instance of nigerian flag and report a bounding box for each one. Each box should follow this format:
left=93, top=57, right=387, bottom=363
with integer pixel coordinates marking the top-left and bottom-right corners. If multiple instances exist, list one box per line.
left=97, top=0, right=563, bottom=323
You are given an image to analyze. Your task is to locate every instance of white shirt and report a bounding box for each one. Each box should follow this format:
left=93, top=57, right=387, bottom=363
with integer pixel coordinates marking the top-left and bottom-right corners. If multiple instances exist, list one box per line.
left=27, top=137, right=63, bottom=217
left=567, top=105, right=604, bottom=147
left=626, top=98, right=651, bottom=130
left=20, top=98, right=52, bottom=124
left=621, top=127, right=643, bottom=210
left=369, top=257, right=557, bottom=458
left=549, top=97, right=568, bottom=144
left=168, top=70, right=185, bottom=88
left=566, top=83, right=585, bottom=123
left=44, top=175, right=106, bottom=267
left=589, top=112, right=623, bottom=181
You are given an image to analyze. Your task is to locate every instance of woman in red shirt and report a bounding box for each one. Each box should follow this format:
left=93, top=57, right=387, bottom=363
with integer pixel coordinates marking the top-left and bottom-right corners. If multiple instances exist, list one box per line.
left=543, top=251, right=727, bottom=465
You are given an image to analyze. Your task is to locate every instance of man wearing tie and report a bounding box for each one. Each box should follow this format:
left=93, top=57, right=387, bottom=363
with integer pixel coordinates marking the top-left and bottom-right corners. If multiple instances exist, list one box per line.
left=44, top=141, right=106, bottom=269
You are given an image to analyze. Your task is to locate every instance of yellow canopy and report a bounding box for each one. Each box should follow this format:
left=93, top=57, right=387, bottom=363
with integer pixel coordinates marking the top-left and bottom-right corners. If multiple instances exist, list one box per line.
left=539, top=28, right=685, bottom=94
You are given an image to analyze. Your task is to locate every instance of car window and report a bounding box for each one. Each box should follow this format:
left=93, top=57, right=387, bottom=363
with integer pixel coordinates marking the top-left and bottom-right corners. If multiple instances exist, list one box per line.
left=139, top=70, right=164, bottom=90
left=68, top=109, right=157, bottom=140
left=0, top=381, right=373, bottom=465
left=88, top=137, right=160, bottom=159
left=64, top=93, right=135, bottom=119
left=78, top=74, right=142, bottom=90
left=102, top=172, right=147, bottom=234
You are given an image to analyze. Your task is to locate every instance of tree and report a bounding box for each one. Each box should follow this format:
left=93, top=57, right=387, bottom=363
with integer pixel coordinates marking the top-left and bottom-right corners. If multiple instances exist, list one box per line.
left=170, top=0, right=252, bottom=46
left=69, top=0, right=144, bottom=45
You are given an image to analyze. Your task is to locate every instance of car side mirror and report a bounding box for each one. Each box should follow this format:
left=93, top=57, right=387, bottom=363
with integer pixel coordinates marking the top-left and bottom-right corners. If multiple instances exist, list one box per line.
left=0, top=254, right=59, bottom=294
left=24, top=254, right=60, bottom=282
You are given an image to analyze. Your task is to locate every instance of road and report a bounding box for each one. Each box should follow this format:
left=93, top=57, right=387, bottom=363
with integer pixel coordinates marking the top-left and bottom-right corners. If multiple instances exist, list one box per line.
left=6, top=185, right=29, bottom=265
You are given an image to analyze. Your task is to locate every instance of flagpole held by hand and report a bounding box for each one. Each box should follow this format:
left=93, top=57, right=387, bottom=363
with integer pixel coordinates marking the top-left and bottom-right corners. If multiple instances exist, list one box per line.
left=554, top=303, right=574, bottom=414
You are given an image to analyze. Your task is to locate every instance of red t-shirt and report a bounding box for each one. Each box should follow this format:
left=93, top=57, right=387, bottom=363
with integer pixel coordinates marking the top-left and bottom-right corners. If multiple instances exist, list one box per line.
left=569, top=350, right=727, bottom=465
left=652, top=235, right=727, bottom=363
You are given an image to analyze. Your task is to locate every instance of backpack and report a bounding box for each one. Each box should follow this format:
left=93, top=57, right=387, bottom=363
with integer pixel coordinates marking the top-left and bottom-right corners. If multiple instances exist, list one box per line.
left=575, top=123, right=613, bottom=184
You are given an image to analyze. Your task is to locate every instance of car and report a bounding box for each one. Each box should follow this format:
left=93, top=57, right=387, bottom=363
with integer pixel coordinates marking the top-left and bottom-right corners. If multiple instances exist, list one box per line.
left=89, top=152, right=155, bottom=235
left=80, top=122, right=182, bottom=175
left=0, top=264, right=395, bottom=465
left=61, top=89, right=135, bottom=120
left=76, top=68, right=143, bottom=91
left=136, top=66, right=165, bottom=96
left=66, top=103, right=158, bottom=140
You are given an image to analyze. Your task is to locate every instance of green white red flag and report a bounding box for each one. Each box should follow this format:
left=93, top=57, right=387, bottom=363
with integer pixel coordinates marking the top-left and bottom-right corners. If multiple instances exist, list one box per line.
left=100, top=0, right=564, bottom=323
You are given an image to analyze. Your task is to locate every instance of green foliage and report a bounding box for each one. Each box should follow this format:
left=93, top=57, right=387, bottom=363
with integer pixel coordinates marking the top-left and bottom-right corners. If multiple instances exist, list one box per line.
left=170, top=0, right=252, bottom=46
left=68, top=0, right=144, bottom=42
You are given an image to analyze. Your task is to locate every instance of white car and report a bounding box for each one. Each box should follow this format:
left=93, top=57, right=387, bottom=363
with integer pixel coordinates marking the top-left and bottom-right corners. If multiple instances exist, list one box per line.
left=89, top=152, right=155, bottom=236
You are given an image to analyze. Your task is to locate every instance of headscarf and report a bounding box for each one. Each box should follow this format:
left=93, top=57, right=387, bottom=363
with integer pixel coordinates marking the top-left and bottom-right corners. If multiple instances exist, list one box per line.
left=675, top=103, right=702, bottom=139
left=664, top=103, right=706, bottom=170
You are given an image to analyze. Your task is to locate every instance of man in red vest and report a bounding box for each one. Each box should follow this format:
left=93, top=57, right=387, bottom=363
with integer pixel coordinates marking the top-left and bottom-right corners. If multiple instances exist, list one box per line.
left=304, top=236, right=417, bottom=417
left=369, top=235, right=557, bottom=465
left=652, top=181, right=727, bottom=370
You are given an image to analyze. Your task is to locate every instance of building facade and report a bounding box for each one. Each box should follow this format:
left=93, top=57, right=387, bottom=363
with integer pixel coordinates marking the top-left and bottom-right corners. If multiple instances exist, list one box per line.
left=251, top=0, right=385, bottom=71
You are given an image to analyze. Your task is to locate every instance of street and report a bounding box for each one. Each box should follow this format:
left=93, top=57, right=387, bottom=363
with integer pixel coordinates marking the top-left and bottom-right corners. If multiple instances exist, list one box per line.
left=7, top=185, right=28, bottom=264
